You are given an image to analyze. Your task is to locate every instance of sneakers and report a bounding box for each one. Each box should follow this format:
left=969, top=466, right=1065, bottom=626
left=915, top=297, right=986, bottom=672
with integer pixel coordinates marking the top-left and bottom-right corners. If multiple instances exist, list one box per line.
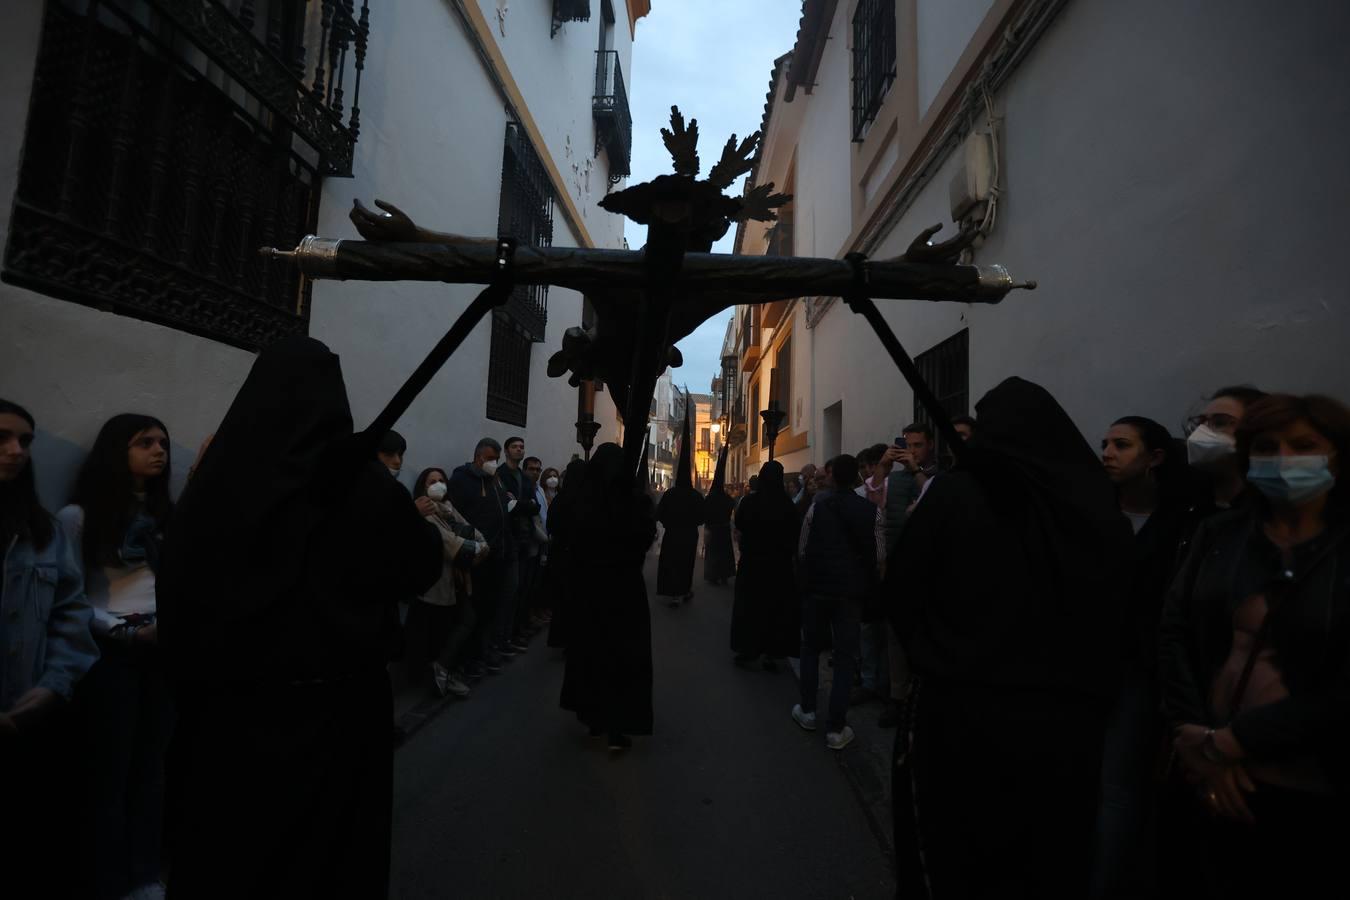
left=826, top=726, right=856, bottom=751
left=791, top=704, right=817, bottom=732
left=432, top=664, right=470, bottom=699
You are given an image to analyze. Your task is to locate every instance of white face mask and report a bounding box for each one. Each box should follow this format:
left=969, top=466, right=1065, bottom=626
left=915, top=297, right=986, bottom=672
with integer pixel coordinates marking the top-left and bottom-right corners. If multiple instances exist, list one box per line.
left=1186, top=424, right=1236, bottom=466
left=387, top=467, right=401, bottom=479
left=426, top=482, right=448, bottom=501
left=545, top=477, right=559, bottom=489
left=480, top=459, right=499, bottom=477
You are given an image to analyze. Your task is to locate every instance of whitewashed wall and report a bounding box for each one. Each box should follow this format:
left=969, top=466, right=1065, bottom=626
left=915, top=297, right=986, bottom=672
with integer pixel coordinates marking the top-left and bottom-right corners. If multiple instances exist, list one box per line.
left=770, top=0, right=1350, bottom=465
left=480, top=0, right=634, bottom=252
left=0, top=0, right=627, bottom=507
left=916, top=0, right=995, bottom=117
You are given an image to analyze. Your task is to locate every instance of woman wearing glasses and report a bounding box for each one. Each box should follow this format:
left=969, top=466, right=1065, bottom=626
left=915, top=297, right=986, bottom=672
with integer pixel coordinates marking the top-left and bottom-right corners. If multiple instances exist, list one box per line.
left=1185, top=385, right=1267, bottom=511
left=59, top=415, right=175, bottom=900
left=1159, top=394, right=1350, bottom=896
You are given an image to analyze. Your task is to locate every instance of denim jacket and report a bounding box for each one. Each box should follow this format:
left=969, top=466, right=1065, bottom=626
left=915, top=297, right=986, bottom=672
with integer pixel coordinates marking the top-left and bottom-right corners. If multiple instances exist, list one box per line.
left=0, top=522, right=100, bottom=710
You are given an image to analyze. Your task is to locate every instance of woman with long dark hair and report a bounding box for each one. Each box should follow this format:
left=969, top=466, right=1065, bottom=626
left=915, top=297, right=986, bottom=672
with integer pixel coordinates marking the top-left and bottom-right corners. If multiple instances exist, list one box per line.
left=0, top=400, right=99, bottom=890
left=408, top=466, right=486, bottom=699
left=58, top=413, right=174, bottom=899
left=1092, top=415, right=1195, bottom=898
left=1160, top=393, right=1350, bottom=897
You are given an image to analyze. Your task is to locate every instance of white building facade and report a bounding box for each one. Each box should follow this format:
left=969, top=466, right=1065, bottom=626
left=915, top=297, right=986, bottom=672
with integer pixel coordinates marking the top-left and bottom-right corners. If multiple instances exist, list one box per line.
left=1, top=0, right=650, bottom=503
left=728, top=0, right=1350, bottom=483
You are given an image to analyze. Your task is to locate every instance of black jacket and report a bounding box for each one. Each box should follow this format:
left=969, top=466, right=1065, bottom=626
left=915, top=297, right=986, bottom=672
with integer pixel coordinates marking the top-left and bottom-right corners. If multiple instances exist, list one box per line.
left=803, top=489, right=878, bottom=600
left=449, top=464, right=516, bottom=565
left=1158, top=509, right=1350, bottom=784
left=496, top=464, right=541, bottom=548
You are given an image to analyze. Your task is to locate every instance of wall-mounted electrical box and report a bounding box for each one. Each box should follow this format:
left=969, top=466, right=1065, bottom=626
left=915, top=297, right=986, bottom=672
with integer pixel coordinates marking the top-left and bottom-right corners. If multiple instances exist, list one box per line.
left=949, top=131, right=994, bottom=222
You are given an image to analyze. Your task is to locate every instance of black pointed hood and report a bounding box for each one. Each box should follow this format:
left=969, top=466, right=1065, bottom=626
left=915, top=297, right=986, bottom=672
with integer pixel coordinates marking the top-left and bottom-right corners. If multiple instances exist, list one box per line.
left=675, top=392, right=694, bottom=490
left=711, top=444, right=728, bottom=494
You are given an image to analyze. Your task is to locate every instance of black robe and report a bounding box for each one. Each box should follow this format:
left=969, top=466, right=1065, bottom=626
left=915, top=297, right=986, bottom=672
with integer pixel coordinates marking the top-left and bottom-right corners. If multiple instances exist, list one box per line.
left=887, top=377, right=1131, bottom=898
left=702, top=488, right=736, bottom=583
left=656, top=484, right=704, bottom=596
left=729, top=461, right=801, bottom=658
left=157, top=337, right=442, bottom=898
left=545, top=459, right=586, bottom=649
left=560, top=444, right=657, bottom=735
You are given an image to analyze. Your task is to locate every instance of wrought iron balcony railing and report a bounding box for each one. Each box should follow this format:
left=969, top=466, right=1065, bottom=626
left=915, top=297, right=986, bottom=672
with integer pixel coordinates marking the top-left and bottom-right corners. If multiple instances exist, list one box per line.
left=593, top=50, right=632, bottom=184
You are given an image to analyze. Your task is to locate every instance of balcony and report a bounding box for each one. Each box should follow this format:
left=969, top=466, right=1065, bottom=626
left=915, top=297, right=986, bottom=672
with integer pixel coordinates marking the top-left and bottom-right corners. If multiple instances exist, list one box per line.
left=593, top=50, right=632, bottom=184
left=761, top=300, right=788, bottom=329
left=739, top=308, right=762, bottom=368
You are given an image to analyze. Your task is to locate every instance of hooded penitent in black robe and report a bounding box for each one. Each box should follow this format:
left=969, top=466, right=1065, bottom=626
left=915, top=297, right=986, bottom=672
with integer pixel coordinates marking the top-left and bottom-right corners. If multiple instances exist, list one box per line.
left=887, top=377, right=1131, bottom=899
left=559, top=443, right=657, bottom=737
left=729, top=460, right=802, bottom=659
left=157, top=337, right=442, bottom=899
left=703, top=446, right=736, bottom=584
left=656, top=404, right=704, bottom=598
left=545, top=458, right=587, bottom=649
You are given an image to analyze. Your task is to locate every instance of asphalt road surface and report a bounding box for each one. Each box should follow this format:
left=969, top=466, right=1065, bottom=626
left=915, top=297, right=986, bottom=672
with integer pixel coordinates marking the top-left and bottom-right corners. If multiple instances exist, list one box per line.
left=390, top=549, right=896, bottom=899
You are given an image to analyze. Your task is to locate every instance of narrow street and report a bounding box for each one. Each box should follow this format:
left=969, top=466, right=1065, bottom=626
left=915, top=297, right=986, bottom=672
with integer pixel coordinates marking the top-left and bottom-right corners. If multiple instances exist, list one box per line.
left=390, top=550, right=896, bottom=899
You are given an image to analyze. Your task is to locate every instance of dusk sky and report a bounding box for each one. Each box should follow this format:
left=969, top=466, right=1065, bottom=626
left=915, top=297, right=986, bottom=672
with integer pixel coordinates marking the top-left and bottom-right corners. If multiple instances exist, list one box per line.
left=625, top=1, right=801, bottom=396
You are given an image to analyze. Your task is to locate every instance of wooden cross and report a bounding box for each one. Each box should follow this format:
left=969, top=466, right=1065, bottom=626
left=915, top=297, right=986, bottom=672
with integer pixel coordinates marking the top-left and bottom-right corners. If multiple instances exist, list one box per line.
left=262, top=107, right=1034, bottom=471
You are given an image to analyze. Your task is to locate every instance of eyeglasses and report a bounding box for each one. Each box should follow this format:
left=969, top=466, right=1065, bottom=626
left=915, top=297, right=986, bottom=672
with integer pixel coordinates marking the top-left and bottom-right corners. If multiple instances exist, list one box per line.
left=1185, top=413, right=1238, bottom=435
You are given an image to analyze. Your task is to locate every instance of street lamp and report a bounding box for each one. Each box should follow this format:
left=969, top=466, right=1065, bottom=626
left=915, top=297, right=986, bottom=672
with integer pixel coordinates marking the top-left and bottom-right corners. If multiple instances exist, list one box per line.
left=575, top=414, right=601, bottom=461
left=760, top=400, right=787, bottom=461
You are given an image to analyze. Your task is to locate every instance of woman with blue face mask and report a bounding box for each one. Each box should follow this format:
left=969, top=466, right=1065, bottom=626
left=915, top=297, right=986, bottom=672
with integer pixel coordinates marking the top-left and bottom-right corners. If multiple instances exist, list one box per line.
left=1158, top=394, right=1350, bottom=896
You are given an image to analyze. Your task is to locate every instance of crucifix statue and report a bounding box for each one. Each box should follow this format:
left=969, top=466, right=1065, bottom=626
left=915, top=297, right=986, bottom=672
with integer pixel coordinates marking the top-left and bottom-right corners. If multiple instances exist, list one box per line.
left=262, top=106, right=1034, bottom=472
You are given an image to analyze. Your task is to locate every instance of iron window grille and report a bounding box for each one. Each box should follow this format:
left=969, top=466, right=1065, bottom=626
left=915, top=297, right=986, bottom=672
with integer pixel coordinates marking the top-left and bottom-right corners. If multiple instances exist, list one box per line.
left=913, top=329, right=970, bottom=453
left=498, top=122, right=554, bottom=343
left=552, top=0, right=591, bottom=37
left=593, top=50, right=632, bottom=184
left=3, top=0, right=370, bottom=351
left=486, top=309, right=533, bottom=426
left=851, top=0, right=897, bottom=142
left=720, top=354, right=737, bottom=422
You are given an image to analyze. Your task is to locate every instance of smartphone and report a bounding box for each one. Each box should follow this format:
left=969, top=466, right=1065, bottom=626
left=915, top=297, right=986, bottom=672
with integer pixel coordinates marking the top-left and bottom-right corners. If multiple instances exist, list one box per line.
left=894, top=436, right=908, bottom=450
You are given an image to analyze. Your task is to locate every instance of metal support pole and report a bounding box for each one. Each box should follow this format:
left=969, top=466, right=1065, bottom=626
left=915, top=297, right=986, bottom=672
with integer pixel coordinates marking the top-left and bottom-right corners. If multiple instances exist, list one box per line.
left=844, top=252, right=968, bottom=462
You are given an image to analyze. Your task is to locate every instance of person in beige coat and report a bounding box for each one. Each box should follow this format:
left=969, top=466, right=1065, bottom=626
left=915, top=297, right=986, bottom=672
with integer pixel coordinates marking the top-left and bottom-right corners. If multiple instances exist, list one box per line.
left=410, top=467, right=488, bottom=698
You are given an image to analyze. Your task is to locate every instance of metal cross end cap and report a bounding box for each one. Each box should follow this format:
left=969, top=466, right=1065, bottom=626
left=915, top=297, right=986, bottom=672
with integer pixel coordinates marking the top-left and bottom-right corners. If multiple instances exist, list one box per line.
left=973, top=264, right=1036, bottom=299
left=258, top=235, right=341, bottom=276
